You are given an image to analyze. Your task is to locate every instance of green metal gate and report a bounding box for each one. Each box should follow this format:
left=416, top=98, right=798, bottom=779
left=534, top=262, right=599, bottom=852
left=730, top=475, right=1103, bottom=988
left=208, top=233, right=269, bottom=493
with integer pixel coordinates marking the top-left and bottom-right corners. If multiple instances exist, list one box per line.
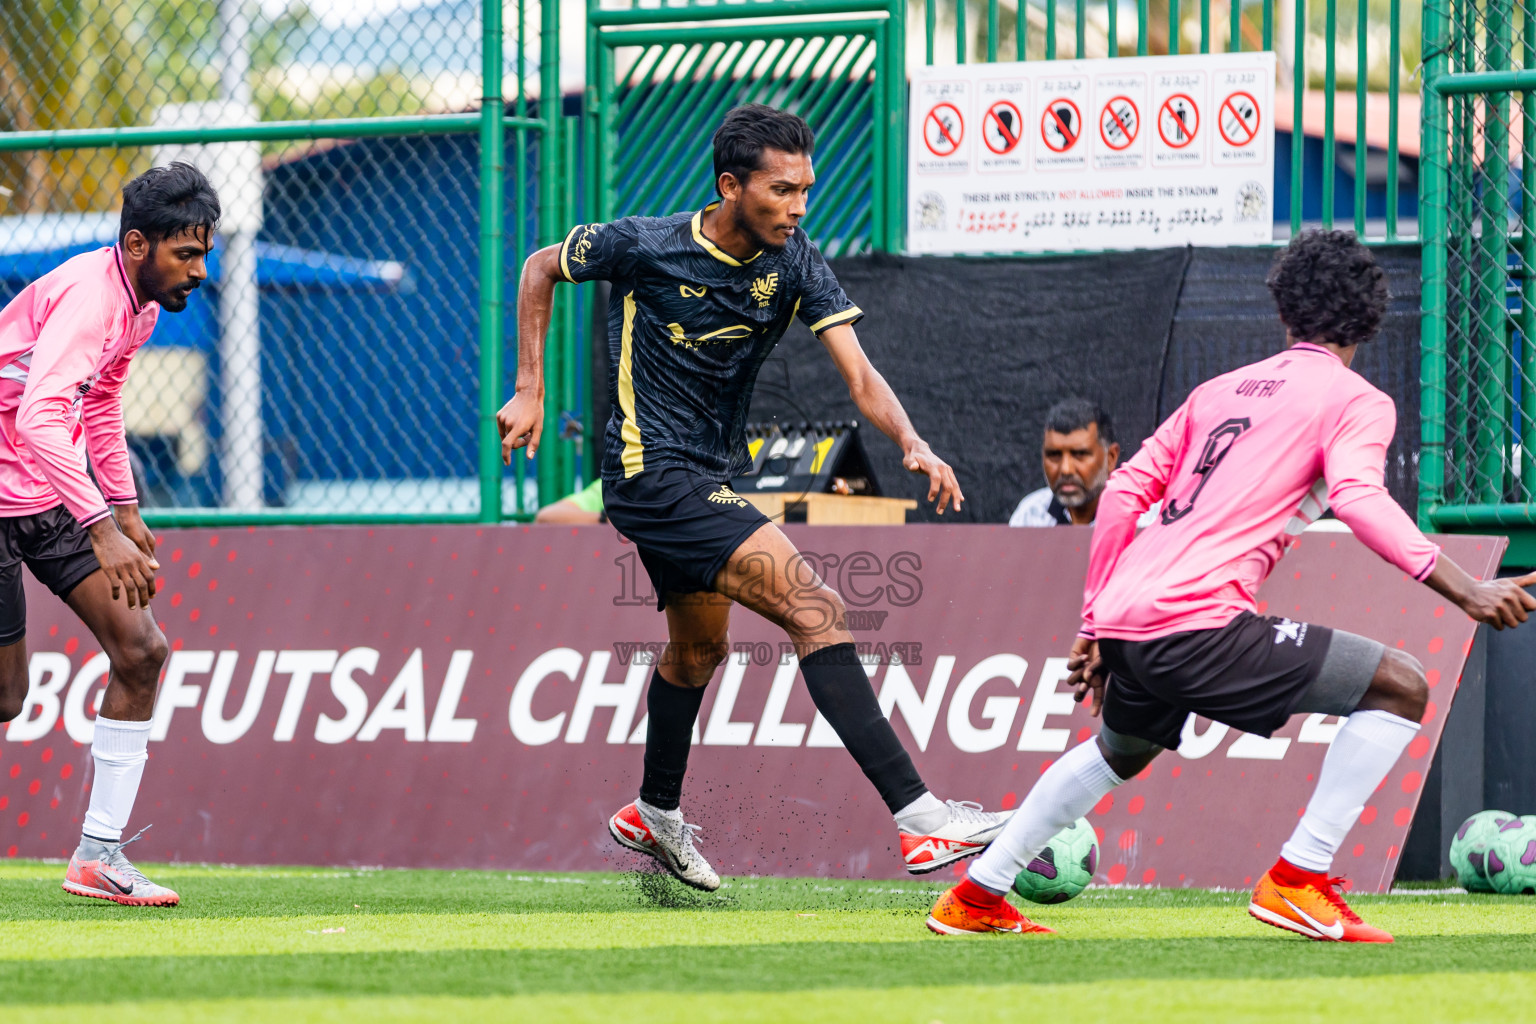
left=1419, top=0, right=1536, bottom=560
left=585, top=0, right=905, bottom=256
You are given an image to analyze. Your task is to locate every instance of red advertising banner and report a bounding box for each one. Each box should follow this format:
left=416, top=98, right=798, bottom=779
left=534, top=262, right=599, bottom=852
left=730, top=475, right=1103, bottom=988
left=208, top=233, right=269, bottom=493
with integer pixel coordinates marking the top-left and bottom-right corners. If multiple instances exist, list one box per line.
left=0, top=525, right=1500, bottom=891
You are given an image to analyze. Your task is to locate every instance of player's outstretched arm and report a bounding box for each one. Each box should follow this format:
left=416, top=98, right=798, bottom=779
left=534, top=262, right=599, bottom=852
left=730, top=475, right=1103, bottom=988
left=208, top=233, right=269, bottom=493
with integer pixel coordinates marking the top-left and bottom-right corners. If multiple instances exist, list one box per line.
left=1423, top=556, right=1536, bottom=630
left=817, top=323, right=964, bottom=514
left=497, top=243, right=564, bottom=463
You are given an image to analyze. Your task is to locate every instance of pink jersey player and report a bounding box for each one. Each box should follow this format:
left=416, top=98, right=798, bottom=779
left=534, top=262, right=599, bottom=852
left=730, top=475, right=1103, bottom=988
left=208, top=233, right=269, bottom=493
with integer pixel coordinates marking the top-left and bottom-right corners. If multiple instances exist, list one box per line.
left=0, top=163, right=219, bottom=907
left=1079, top=340, right=1440, bottom=642
left=929, top=231, right=1536, bottom=944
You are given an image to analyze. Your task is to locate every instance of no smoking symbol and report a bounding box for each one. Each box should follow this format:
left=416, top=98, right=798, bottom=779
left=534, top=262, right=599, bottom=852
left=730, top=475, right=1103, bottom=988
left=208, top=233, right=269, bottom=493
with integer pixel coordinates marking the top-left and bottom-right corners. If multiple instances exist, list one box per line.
left=923, top=103, right=964, bottom=157
left=1099, top=96, right=1139, bottom=150
left=1041, top=98, right=1082, bottom=153
left=983, top=100, right=1024, bottom=155
left=1219, top=91, right=1260, bottom=147
left=1158, top=94, right=1199, bottom=148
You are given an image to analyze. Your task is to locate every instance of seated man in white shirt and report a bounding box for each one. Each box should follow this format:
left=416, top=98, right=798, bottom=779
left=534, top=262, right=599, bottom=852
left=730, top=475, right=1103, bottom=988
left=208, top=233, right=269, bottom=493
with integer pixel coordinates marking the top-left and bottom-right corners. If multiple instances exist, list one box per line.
left=1008, top=399, right=1119, bottom=527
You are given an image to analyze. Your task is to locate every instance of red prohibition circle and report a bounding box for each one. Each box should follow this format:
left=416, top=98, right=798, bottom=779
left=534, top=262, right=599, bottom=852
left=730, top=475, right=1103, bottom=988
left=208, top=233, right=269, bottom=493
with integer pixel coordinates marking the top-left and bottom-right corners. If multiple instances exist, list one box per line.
left=983, top=100, right=1024, bottom=154
left=923, top=102, right=964, bottom=156
left=1098, top=95, right=1139, bottom=150
left=1040, top=98, right=1082, bottom=153
left=1218, top=91, right=1261, bottom=147
left=1157, top=93, right=1200, bottom=148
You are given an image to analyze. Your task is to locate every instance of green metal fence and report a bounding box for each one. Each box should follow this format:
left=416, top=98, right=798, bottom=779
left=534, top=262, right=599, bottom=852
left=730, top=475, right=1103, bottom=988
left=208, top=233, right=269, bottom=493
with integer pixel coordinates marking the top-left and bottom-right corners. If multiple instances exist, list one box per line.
left=586, top=0, right=905, bottom=256
left=1418, top=0, right=1536, bottom=559
left=916, top=0, right=1417, bottom=242
left=0, top=0, right=575, bottom=526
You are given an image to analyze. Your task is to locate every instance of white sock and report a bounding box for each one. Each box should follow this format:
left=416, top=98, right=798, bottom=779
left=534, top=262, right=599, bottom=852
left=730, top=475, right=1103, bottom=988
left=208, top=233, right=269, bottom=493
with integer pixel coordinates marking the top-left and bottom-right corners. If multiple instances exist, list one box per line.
left=82, top=717, right=153, bottom=843
left=894, top=791, right=946, bottom=834
left=968, top=739, right=1124, bottom=894
left=1280, top=709, right=1420, bottom=873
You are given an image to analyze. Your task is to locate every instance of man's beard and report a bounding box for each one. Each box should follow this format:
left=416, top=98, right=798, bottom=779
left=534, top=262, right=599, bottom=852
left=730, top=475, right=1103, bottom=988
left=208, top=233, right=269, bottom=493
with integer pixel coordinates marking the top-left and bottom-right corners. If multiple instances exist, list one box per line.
left=731, top=206, right=787, bottom=251
left=1053, top=467, right=1109, bottom=508
left=141, top=260, right=198, bottom=312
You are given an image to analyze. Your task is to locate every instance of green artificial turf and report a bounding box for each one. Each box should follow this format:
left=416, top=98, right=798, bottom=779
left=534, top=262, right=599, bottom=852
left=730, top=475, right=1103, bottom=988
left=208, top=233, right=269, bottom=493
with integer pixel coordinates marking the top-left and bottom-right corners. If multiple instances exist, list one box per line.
left=4, top=861, right=1535, bottom=1022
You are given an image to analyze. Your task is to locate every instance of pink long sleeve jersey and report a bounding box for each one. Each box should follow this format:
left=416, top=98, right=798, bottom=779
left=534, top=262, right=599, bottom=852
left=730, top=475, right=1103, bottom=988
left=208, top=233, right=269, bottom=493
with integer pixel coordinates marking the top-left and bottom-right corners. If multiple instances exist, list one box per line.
left=0, top=246, right=157, bottom=526
left=1080, top=342, right=1440, bottom=641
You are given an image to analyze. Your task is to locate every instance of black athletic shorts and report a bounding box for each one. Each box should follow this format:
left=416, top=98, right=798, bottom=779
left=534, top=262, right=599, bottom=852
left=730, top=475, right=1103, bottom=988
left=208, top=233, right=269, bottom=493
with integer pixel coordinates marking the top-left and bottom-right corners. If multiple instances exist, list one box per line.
left=0, top=505, right=100, bottom=645
left=603, top=466, right=770, bottom=610
left=1097, top=611, right=1375, bottom=751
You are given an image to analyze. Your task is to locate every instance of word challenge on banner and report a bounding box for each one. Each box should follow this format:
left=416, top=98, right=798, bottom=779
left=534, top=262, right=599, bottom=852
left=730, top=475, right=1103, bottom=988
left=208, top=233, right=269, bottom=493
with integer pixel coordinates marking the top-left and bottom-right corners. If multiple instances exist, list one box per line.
left=908, top=52, right=1275, bottom=253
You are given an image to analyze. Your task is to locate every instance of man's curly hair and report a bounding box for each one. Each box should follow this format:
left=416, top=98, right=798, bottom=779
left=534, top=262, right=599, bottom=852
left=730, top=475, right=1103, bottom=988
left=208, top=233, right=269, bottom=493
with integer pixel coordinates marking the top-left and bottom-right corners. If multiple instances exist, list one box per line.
left=1265, top=229, right=1388, bottom=347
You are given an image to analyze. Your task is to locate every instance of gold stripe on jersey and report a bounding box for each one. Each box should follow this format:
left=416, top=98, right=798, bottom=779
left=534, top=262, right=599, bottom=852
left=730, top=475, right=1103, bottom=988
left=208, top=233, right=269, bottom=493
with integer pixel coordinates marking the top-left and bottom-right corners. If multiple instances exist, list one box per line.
left=558, top=223, right=584, bottom=283
left=691, top=203, right=761, bottom=266
left=618, top=293, right=644, bottom=477
left=808, top=305, right=863, bottom=334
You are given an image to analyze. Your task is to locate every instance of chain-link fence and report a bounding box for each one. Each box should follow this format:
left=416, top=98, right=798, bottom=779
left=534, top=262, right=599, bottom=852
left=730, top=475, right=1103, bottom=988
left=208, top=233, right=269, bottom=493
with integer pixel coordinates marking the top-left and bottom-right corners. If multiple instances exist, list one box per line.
left=1420, top=0, right=1536, bottom=541
left=0, top=0, right=570, bottom=524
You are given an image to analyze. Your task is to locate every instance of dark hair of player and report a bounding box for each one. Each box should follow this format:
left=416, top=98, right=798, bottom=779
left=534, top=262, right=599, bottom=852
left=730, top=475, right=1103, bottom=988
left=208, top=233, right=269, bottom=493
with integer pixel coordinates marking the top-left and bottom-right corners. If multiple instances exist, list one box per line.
left=711, top=104, right=816, bottom=196
left=119, top=162, right=222, bottom=250
left=1265, top=229, right=1388, bottom=348
left=1045, top=397, right=1116, bottom=447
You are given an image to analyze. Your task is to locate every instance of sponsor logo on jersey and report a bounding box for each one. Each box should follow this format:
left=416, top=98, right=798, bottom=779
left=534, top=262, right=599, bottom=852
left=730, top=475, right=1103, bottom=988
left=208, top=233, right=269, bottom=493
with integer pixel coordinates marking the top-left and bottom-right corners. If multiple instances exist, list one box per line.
left=706, top=486, right=749, bottom=507
left=679, top=285, right=708, bottom=298
left=1272, top=617, right=1307, bottom=646
left=749, top=272, right=779, bottom=308
left=569, top=225, right=596, bottom=267
left=665, top=322, right=753, bottom=350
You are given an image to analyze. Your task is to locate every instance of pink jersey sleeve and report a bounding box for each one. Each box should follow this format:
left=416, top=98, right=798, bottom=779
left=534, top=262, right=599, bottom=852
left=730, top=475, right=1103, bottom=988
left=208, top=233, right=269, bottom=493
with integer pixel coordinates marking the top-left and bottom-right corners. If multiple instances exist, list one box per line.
left=1079, top=396, right=1193, bottom=638
left=1323, top=389, right=1439, bottom=581
left=81, top=353, right=137, bottom=506
left=14, top=283, right=112, bottom=525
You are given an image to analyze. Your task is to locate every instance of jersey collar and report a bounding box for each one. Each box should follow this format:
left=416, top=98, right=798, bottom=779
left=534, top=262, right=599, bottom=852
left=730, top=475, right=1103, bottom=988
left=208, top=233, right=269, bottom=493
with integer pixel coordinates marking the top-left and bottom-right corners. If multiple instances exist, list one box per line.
left=692, top=202, right=762, bottom=266
left=1290, top=341, right=1341, bottom=359
left=112, top=244, right=145, bottom=315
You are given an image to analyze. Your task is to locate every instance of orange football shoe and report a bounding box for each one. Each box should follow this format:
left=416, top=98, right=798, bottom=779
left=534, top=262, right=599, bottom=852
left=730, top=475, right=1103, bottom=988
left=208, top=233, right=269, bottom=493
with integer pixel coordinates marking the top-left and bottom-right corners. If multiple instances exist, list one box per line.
left=1248, top=860, right=1391, bottom=943
left=926, top=882, right=1055, bottom=936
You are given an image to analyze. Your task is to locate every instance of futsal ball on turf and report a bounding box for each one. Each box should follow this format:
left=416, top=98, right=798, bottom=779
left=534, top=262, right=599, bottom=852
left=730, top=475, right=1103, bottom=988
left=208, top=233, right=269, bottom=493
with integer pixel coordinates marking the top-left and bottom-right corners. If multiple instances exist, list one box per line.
left=1485, top=821, right=1536, bottom=895
left=1450, top=809, right=1518, bottom=892
left=1012, top=817, right=1099, bottom=904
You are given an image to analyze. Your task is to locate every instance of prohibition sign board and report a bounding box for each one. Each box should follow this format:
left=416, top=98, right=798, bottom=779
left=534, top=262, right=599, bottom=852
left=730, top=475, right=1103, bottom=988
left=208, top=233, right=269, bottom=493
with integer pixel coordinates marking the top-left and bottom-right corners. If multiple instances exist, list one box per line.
left=1157, top=93, right=1199, bottom=148
left=1099, top=95, right=1139, bottom=150
left=924, top=102, right=964, bottom=157
left=1218, top=90, right=1260, bottom=147
left=983, top=100, right=1024, bottom=154
left=1041, top=98, right=1082, bottom=153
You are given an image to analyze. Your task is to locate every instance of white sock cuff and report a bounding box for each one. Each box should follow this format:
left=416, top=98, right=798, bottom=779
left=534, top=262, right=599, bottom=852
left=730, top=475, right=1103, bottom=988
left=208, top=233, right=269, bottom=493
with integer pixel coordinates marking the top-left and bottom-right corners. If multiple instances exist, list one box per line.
left=91, top=717, right=152, bottom=758
left=1066, top=739, right=1125, bottom=791
left=1345, top=708, right=1421, bottom=745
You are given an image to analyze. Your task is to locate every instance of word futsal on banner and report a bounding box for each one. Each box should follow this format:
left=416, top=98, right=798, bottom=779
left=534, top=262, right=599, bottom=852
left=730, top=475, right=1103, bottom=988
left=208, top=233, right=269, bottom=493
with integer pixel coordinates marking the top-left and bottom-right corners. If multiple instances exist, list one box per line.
left=909, top=53, right=1275, bottom=253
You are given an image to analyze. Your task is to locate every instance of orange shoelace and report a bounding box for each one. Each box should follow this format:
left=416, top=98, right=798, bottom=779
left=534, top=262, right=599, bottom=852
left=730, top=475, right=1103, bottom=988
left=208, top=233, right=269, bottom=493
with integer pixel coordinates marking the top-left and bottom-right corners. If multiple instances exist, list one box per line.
left=1319, top=877, right=1364, bottom=924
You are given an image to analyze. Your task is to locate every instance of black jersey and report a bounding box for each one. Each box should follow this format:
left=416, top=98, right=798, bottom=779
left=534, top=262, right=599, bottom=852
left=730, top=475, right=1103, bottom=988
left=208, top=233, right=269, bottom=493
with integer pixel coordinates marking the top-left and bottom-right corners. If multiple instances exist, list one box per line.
left=558, top=203, right=863, bottom=482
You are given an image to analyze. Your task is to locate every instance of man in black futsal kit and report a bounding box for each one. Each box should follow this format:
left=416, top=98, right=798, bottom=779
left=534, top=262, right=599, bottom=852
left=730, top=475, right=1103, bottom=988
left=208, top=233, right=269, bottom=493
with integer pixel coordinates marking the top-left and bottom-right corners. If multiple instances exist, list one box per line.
left=497, top=104, right=1008, bottom=889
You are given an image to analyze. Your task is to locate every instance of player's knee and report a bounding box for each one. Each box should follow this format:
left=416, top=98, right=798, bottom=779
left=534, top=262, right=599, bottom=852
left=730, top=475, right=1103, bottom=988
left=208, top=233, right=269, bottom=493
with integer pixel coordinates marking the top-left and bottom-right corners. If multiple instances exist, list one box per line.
left=118, top=626, right=169, bottom=687
left=0, top=688, right=23, bottom=723
left=666, top=638, right=728, bottom=689
left=1365, top=648, right=1428, bottom=722
left=785, top=586, right=847, bottom=641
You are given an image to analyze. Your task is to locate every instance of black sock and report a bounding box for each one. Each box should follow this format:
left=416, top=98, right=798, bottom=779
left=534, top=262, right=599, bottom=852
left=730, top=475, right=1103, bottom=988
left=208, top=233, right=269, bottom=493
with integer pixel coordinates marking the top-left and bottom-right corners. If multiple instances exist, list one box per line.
left=639, top=669, right=705, bottom=811
left=800, top=642, right=927, bottom=813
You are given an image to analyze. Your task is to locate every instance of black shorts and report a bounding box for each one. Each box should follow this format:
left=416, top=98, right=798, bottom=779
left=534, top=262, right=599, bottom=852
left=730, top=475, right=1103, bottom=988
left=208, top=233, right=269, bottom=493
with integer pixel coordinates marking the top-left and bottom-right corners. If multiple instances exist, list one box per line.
left=603, top=466, right=770, bottom=611
left=0, top=506, right=100, bottom=645
left=1097, top=611, right=1379, bottom=751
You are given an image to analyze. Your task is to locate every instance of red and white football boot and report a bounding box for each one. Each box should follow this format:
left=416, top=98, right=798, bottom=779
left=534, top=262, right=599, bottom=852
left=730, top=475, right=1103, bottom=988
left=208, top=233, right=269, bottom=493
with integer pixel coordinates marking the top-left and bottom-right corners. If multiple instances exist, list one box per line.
left=609, top=800, right=721, bottom=892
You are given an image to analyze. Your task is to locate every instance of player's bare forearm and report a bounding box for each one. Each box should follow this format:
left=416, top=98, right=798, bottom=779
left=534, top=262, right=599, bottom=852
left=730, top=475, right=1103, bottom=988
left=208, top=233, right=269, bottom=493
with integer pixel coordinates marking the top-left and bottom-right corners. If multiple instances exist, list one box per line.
left=498, top=245, right=564, bottom=461
left=818, top=323, right=964, bottom=513
left=1424, top=554, right=1536, bottom=629
left=513, top=244, right=563, bottom=395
